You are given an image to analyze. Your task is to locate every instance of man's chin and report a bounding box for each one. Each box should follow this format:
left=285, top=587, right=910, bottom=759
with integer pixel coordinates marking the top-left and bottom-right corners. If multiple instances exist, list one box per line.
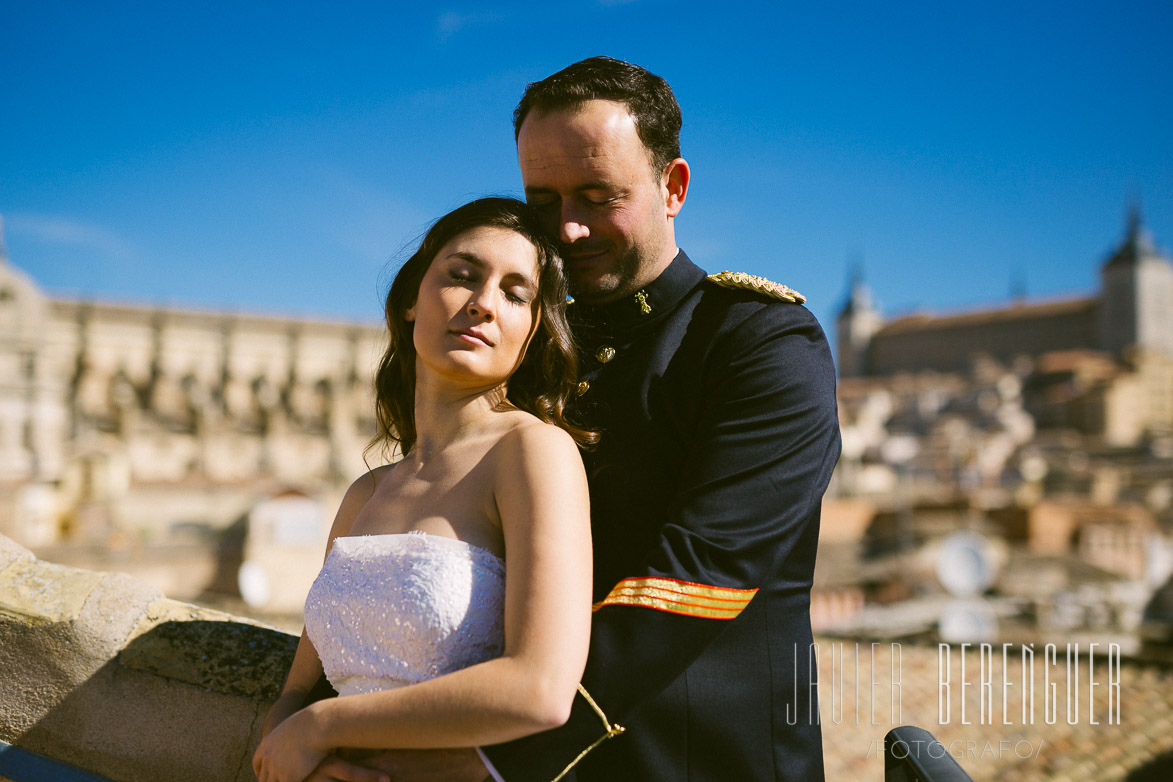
left=567, top=254, right=639, bottom=304
left=569, top=275, right=623, bottom=304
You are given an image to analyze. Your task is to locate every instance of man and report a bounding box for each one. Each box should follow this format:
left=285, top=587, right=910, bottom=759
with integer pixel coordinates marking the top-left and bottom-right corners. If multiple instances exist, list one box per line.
left=316, top=56, right=840, bottom=781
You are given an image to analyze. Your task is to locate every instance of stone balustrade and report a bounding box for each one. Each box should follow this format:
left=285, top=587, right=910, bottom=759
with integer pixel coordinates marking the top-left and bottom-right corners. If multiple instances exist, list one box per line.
left=0, top=533, right=296, bottom=781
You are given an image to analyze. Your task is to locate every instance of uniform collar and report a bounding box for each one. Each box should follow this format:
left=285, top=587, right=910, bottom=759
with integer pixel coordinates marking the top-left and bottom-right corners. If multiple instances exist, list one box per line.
left=570, top=249, right=705, bottom=333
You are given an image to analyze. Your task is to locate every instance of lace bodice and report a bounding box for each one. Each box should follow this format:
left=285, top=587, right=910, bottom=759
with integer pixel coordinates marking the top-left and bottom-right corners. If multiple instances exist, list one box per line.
left=304, top=531, right=506, bottom=696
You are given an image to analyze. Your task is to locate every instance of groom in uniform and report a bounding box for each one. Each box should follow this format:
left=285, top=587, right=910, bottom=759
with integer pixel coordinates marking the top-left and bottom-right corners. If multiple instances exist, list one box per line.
left=316, top=56, right=840, bottom=782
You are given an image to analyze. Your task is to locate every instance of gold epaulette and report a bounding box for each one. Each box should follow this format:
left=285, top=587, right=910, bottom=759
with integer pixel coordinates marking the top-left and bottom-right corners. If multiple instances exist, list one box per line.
left=706, top=270, right=806, bottom=304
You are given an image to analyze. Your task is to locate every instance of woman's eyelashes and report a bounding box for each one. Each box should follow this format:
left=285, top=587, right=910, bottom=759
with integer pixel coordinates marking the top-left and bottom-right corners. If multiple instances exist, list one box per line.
left=505, top=282, right=536, bottom=305
left=447, top=268, right=532, bottom=306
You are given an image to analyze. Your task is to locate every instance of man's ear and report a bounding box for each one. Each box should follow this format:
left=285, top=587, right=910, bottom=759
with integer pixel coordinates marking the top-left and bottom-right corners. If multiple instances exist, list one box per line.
left=662, top=157, right=690, bottom=218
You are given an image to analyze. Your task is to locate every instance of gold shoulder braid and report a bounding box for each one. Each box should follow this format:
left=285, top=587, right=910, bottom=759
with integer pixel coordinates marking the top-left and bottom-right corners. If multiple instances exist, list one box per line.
left=706, top=271, right=806, bottom=304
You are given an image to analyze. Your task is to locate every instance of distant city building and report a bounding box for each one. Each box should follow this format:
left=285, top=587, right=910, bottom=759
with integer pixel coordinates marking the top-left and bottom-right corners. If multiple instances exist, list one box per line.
left=821, top=210, right=1173, bottom=655
left=837, top=210, right=1173, bottom=446
left=0, top=215, right=385, bottom=553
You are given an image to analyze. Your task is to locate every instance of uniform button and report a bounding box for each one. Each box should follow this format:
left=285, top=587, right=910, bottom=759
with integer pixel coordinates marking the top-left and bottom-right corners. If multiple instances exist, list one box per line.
left=576, top=380, right=590, bottom=396
left=596, top=345, right=616, bottom=363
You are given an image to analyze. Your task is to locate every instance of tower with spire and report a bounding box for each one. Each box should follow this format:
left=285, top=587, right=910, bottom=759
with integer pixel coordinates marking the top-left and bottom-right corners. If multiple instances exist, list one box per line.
left=835, top=263, right=883, bottom=378
left=1098, top=204, right=1173, bottom=360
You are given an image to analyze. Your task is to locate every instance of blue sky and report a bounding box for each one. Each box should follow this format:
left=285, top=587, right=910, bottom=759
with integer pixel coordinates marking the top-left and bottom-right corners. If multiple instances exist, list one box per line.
left=2, top=0, right=1171, bottom=337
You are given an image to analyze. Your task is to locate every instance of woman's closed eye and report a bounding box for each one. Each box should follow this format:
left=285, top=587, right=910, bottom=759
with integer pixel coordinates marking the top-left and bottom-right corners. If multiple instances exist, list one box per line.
left=504, top=289, right=532, bottom=305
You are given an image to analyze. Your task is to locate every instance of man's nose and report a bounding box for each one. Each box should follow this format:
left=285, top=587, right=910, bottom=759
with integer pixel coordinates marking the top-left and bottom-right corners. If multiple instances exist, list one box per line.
left=560, top=203, right=590, bottom=244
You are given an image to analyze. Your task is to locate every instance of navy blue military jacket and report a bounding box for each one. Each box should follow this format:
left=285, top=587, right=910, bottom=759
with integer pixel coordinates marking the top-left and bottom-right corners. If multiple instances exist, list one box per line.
left=483, top=252, right=841, bottom=781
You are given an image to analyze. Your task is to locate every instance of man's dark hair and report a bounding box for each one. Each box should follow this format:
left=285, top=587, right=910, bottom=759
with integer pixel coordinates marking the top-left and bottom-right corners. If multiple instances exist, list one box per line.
left=513, top=56, right=682, bottom=176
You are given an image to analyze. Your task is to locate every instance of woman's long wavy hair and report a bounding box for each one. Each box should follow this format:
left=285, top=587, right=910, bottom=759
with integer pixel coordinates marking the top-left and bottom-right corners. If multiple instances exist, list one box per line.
left=369, top=197, right=596, bottom=458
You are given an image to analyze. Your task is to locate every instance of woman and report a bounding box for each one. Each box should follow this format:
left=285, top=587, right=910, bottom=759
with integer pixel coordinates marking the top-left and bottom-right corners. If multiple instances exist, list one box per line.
left=253, top=198, right=595, bottom=782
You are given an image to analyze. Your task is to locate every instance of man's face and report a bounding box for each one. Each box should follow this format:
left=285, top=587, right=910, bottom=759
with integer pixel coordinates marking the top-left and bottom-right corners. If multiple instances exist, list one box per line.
left=517, top=99, right=674, bottom=305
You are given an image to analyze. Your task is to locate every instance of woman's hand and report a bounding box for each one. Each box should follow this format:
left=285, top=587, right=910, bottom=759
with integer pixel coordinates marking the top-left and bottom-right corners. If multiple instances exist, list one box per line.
left=252, top=707, right=330, bottom=782
left=260, top=690, right=307, bottom=739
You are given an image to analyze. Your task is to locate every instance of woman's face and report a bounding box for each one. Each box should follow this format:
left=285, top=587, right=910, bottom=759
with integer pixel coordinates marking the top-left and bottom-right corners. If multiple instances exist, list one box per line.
left=406, top=226, right=542, bottom=389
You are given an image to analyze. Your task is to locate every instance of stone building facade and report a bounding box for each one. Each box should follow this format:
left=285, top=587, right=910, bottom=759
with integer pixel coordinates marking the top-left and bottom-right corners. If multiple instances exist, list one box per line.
left=0, top=219, right=386, bottom=550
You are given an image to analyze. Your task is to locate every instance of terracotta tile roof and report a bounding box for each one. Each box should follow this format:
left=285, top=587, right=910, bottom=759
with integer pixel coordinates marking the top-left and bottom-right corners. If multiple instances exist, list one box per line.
left=817, top=636, right=1173, bottom=780
left=1032, top=350, right=1120, bottom=375
left=878, top=297, right=1098, bottom=337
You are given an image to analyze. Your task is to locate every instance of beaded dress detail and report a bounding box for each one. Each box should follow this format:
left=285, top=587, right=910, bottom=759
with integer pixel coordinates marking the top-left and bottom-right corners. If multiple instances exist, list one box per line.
left=304, top=531, right=506, bottom=696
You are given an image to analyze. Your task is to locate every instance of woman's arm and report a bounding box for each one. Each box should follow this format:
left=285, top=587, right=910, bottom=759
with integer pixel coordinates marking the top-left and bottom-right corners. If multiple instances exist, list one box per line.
left=259, top=628, right=325, bottom=738
left=259, top=469, right=385, bottom=738
left=265, top=423, right=592, bottom=757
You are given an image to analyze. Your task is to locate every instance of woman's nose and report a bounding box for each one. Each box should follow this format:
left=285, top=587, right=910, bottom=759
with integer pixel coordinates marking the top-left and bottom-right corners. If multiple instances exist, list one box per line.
left=467, top=290, right=495, bottom=321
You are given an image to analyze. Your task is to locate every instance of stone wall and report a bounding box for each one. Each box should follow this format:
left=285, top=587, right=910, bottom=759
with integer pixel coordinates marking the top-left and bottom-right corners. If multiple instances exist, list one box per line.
left=867, top=298, right=1099, bottom=376
left=0, top=534, right=295, bottom=782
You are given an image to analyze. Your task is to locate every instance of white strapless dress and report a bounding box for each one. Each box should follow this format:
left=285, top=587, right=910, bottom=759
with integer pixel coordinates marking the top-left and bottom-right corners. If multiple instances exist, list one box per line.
left=304, top=531, right=506, bottom=697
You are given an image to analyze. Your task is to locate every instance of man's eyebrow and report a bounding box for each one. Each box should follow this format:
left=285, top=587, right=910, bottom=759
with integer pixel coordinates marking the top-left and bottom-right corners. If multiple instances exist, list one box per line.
left=524, top=181, right=615, bottom=195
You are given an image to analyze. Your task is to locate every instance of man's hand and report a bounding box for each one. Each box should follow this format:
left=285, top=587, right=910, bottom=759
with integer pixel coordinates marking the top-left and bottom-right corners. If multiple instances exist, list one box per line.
left=309, top=748, right=489, bottom=782
left=303, top=755, right=390, bottom=782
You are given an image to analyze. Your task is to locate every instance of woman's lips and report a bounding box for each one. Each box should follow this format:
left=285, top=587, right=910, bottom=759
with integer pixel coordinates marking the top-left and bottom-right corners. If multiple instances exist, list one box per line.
left=453, top=328, right=492, bottom=346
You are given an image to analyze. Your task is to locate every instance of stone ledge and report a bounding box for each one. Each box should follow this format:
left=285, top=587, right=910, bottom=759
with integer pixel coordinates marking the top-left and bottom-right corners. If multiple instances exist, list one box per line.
left=0, top=534, right=297, bottom=782
left=0, top=535, right=34, bottom=574
left=0, top=560, right=105, bottom=625
left=119, top=614, right=297, bottom=700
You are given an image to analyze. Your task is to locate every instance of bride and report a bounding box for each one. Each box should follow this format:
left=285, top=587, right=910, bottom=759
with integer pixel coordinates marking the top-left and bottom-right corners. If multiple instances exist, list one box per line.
left=253, top=197, right=595, bottom=782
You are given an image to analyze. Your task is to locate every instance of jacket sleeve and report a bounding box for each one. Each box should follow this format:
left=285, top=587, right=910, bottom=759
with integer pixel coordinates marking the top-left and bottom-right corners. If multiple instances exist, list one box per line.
left=482, top=303, right=841, bottom=781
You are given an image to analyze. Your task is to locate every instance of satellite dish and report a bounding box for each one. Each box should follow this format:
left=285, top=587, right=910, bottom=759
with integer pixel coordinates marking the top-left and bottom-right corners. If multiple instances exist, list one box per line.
left=939, top=598, right=998, bottom=643
left=238, top=560, right=272, bottom=608
left=936, top=531, right=997, bottom=597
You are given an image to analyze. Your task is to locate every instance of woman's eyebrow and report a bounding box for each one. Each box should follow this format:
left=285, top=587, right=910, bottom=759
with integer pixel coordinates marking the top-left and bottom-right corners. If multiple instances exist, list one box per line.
left=504, top=270, right=537, bottom=290
left=444, top=252, right=536, bottom=289
left=444, top=251, right=486, bottom=266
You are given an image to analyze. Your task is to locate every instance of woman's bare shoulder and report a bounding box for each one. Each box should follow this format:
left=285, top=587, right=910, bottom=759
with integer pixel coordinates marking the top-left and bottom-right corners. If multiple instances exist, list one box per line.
left=492, top=414, right=583, bottom=481
left=500, top=412, right=578, bottom=450
left=342, top=463, right=396, bottom=502
left=491, top=415, right=589, bottom=539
